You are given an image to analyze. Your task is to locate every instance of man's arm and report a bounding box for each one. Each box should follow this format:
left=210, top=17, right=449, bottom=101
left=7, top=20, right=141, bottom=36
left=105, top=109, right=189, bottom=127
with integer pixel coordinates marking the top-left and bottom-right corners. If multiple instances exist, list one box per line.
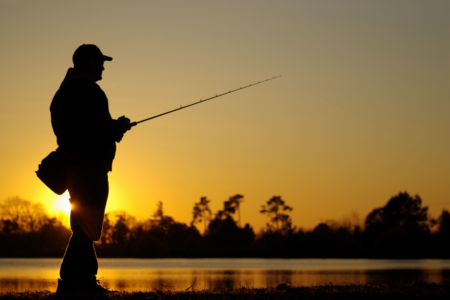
left=116, top=116, right=132, bottom=142
left=65, top=80, right=130, bottom=144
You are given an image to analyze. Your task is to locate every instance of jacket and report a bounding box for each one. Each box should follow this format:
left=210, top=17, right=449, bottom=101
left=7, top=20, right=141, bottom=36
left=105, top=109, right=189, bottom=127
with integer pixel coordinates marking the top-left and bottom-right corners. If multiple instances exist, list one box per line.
left=50, top=68, right=122, bottom=171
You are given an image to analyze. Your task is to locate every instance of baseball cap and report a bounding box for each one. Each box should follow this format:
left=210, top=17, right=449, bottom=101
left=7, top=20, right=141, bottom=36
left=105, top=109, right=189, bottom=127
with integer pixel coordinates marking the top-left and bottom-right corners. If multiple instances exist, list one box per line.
left=73, top=44, right=113, bottom=65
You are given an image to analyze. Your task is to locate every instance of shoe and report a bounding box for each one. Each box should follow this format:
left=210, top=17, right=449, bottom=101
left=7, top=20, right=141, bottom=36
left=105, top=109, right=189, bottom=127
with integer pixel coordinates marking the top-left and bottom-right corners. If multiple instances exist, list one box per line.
left=81, top=276, right=117, bottom=293
left=56, top=277, right=117, bottom=294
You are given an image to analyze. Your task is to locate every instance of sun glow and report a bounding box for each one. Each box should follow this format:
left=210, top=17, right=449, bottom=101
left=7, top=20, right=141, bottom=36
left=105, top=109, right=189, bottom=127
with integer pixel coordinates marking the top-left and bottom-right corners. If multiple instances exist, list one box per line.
left=52, top=191, right=72, bottom=217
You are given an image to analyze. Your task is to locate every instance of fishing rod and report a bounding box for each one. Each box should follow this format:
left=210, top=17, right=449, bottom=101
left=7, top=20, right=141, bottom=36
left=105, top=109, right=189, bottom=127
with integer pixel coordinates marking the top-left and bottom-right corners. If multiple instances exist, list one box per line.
left=130, top=75, right=281, bottom=127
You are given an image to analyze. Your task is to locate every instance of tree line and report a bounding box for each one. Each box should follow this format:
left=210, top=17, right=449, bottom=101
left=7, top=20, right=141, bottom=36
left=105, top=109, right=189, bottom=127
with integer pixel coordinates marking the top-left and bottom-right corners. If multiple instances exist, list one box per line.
left=1, top=192, right=449, bottom=258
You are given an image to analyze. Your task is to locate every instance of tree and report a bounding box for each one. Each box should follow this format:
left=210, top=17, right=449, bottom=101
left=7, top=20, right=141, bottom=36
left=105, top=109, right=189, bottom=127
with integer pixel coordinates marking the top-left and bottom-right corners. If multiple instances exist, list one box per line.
left=0, top=196, right=48, bottom=233
left=149, top=201, right=176, bottom=241
left=365, top=192, right=429, bottom=234
left=363, top=192, right=431, bottom=258
left=37, top=217, right=71, bottom=251
left=191, top=197, right=211, bottom=233
left=206, top=214, right=255, bottom=249
left=101, top=213, right=112, bottom=245
left=202, top=195, right=254, bottom=251
left=438, top=209, right=450, bottom=235
left=260, top=196, right=294, bottom=234
left=226, top=194, right=244, bottom=227
left=0, top=219, right=19, bottom=235
left=139, top=201, right=202, bottom=257
left=214, top=195, right=243, bottom=223
left=153, top=201, right=164, bottom=222
left=109, top=211, right=135, bottom=245
left=435, top=209, right=450, bottom=257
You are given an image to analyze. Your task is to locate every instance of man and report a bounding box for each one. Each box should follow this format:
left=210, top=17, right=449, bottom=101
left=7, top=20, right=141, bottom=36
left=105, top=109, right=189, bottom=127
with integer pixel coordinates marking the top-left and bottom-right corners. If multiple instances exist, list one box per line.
left=50, top=44, right=131, bottom=293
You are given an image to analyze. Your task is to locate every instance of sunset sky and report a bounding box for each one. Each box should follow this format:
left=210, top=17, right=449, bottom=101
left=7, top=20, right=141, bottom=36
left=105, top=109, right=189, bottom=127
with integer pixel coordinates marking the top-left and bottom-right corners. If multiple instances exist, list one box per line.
left=0, top=0, right=449, bottom=231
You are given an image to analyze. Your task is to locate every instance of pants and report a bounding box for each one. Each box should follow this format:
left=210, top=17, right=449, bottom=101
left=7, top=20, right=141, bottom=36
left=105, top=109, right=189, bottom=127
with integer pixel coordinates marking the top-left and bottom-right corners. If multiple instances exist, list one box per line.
left=60, top=162, right=109, bottom=281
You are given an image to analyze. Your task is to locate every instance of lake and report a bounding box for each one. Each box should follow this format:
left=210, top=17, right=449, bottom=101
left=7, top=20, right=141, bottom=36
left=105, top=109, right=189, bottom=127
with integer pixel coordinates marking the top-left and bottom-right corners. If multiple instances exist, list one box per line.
left=1, top=258, right=450, bottom=292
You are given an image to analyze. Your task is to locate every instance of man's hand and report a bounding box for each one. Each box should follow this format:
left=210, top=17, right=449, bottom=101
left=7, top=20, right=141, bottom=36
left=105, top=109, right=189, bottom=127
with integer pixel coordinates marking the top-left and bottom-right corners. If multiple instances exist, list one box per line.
left=118, top=116, right=132, bottom=133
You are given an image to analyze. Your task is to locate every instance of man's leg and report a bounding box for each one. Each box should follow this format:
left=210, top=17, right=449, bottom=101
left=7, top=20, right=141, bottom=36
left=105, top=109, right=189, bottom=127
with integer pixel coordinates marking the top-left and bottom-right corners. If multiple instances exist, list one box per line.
left=59, top=164, right=108, bottom=285
left=59, top=218, right=100, bottom=281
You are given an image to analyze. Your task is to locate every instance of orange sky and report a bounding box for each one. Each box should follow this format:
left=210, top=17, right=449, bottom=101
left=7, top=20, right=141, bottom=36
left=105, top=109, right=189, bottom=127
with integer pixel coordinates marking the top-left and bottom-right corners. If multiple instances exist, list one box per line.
left=1, top=0, right=449, bottom=231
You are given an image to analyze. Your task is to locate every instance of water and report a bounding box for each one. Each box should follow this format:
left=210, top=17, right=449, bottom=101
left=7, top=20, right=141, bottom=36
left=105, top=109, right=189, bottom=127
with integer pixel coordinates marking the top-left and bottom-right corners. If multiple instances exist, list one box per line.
left=1, top=258, right=450, bottom=292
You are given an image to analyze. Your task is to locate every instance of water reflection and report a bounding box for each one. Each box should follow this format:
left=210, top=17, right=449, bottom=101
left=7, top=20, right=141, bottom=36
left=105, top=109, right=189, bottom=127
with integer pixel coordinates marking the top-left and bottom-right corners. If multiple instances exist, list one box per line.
left=70, top=269, right=450, bottom=291
left=0, top=278, right=55, bottom=293
left=1, top=258, right=450, bottom=292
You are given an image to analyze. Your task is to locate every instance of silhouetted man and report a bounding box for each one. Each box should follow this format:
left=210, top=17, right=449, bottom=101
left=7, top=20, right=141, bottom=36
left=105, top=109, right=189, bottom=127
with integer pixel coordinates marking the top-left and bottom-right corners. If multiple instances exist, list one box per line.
left=51, top=44, right=131, bottom=293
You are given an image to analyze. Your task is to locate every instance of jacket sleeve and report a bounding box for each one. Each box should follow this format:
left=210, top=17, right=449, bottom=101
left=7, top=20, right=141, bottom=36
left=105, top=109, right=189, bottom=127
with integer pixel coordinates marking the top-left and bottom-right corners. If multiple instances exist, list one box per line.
left=110, top=119, right=124, bottom=143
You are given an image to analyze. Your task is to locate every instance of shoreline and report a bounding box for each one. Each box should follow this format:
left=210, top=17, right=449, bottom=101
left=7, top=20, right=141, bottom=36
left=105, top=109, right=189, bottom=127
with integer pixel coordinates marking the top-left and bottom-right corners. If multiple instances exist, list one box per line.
left=1, top=283, right=449, bottom=299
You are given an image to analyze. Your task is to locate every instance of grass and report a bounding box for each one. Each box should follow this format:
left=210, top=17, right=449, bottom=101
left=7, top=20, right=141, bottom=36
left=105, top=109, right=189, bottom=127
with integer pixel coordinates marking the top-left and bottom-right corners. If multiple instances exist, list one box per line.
left=1, top=283, right=449, bottom=299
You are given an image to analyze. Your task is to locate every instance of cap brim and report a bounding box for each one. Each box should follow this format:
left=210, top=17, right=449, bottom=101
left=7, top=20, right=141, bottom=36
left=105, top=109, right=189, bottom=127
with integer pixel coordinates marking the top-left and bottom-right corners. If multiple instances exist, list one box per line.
left=103, top=55, right=113, bottom=61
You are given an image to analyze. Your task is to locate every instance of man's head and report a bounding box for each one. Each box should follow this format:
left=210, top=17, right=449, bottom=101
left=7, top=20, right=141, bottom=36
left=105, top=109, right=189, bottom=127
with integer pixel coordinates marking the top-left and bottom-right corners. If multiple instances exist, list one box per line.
left=73, top=44, right=112, bottom=82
